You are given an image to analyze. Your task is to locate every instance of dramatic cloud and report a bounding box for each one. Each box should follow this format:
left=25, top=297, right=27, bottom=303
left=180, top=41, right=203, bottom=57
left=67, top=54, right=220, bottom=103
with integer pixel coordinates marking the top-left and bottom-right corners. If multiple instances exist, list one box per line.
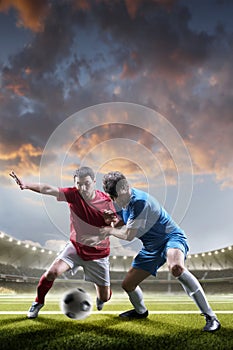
left=0, top=142, right=43, bottom=186
left=0, top=0, right=49, bottom=32
left=1, top=0, right=232, bottom=189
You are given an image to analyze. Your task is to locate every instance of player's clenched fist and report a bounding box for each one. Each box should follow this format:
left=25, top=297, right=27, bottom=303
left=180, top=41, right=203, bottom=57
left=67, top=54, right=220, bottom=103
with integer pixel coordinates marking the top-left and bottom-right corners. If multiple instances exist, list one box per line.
left=102, top=209, right=118, bottom=226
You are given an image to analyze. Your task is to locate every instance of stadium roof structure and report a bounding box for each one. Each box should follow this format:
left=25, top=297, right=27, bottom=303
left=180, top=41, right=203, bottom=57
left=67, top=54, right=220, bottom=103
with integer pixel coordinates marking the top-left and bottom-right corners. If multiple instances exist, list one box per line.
left=0, top=231, right=232, bottom=271
left=0, top=232, right=56, bottom=269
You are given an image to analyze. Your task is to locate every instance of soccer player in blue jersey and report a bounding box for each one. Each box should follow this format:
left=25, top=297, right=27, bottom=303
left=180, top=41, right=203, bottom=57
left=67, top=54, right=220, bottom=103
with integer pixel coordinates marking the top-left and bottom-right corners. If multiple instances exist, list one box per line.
left=100, top=171, right=220, bottom=332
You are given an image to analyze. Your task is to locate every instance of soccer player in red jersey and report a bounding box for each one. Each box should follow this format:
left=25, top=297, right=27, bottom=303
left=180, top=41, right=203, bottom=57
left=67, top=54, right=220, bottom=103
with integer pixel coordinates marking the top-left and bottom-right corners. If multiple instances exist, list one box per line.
left=10, top=167, right=116, bottom=318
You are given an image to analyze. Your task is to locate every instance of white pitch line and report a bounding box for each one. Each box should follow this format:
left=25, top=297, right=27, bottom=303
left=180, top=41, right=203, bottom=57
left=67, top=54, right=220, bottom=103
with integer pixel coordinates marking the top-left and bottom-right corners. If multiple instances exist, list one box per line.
left=0, top=311, right=233, bottom=315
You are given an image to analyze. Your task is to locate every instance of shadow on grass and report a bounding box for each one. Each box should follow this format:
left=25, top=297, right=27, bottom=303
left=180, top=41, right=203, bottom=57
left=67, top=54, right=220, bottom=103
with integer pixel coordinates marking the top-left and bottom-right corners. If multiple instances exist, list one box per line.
left=0, top=314, right=232, bottom=350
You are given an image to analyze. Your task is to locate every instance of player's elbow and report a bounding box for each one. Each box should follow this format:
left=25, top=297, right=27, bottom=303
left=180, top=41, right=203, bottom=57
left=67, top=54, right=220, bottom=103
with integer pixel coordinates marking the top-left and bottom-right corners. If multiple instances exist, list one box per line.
left=43, top=185, right=59, bottom=197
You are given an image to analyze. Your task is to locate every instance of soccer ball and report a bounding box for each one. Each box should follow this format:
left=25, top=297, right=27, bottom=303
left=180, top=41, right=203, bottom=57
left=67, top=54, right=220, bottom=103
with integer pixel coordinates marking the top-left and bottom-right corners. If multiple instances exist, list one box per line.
left=60, top=288, right=93, bottom=320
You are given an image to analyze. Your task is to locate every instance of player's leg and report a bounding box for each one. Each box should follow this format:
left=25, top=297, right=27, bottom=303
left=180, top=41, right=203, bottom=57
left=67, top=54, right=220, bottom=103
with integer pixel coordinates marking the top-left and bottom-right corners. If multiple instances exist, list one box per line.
left=166, top=247, right=220, bottom=332
left=38, top=242, right=77, bottom=302
left=95, top=285, right=112, bottom=311
left=28, top=242, right=75, bottom=319
left=119, top=267, right=150, bottom=318
left=27, top=259, right=70, bottom=319
left=39, top=259, right=70, bottom=300
left=82, top=256, right=111, bottom=311
left=120, top=247, right=165, bottom=319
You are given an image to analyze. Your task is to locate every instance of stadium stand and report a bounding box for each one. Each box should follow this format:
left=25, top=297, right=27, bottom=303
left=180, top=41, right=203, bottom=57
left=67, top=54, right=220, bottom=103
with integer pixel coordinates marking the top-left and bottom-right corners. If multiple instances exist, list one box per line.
left=0, top=231, right=232, bottom=294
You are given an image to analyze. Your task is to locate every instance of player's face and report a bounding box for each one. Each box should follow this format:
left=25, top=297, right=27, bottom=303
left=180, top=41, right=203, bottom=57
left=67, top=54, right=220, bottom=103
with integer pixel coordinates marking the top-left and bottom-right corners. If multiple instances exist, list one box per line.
left=74, top=175, right=96, bottom=201
left=112, top=189, right=131, bottom=209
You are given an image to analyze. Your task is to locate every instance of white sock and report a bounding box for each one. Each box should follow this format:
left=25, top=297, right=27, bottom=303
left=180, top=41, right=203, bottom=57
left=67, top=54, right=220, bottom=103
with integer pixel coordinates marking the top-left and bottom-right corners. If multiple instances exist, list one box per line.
left=127, top=286, right=147, bottom=314
left=178, top=269, right=215, bottom=316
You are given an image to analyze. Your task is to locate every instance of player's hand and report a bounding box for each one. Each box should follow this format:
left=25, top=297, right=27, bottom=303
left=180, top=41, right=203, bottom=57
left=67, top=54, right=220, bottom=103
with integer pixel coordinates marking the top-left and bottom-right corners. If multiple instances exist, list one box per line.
left=102, top=209, right=118, bottom=226
left=9, top=171, right=25, bottom=190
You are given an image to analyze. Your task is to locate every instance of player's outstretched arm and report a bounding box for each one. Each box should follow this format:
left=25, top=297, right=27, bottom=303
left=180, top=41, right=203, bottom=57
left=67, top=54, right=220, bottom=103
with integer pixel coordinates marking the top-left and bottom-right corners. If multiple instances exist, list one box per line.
left=9, top=171, right=59, bottom=197
left=100, top=225, right=137, bottom=241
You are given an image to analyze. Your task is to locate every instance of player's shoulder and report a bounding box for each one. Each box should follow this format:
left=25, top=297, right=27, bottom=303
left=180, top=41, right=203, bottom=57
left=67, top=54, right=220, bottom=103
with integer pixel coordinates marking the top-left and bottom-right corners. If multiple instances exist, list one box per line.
left=95, top=189, right=111, bottom=201
left=131, top=188, right=148, bottom=202
left=59, top=187, right=80, bottom=199
left=59, top=186, right=78, bottom=193
left=131, top=188, right=160, bottom=210
left=57, top=187, right=79, bottom=202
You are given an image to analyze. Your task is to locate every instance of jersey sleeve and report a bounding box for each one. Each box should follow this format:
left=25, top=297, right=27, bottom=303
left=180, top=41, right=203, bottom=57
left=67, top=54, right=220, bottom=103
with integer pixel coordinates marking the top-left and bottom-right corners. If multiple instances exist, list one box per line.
left=57, top=187, right=76, bottom=203
left=126, top=200, right=148, bottom=229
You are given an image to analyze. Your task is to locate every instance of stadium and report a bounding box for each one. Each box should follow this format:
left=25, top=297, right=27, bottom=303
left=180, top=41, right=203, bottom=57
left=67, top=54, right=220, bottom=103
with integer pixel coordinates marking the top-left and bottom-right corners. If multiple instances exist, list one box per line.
left=0, top=230, right=232, bottom=349
left=0, top=231, right=233, bottom=295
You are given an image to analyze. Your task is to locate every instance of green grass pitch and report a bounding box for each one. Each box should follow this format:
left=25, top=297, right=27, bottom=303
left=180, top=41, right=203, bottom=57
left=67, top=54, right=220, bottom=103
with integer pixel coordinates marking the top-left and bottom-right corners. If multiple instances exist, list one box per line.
left=0, top=293, right=232, bottom=350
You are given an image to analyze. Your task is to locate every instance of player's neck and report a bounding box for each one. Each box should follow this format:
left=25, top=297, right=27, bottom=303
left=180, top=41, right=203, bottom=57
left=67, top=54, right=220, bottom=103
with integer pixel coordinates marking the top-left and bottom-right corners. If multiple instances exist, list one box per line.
left=87, top=190, right=96, bottom=201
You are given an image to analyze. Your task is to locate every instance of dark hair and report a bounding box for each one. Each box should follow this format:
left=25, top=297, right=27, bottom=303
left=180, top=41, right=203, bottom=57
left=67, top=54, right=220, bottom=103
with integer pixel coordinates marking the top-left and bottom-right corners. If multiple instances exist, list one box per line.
left=102, top=171, right=128, bottom=198
left=73, top=167, right=95, bottom=180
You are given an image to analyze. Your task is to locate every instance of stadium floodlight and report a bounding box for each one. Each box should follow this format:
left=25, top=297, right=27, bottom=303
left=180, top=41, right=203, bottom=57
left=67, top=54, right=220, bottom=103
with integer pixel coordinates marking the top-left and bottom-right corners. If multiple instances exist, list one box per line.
left=221, top=249, right=225, bottom=253
left=195, top=254, right=198, bottom=258
left=17, top=241, right=21, bottom=245
left=41, top=249, right=45, bottom=253
left=113, top=256, right=117, bottom=260
left=208, top=252, right=212, bottom=256
left=123, top=256, right=127, bottom=260
left=32, top=247, right=37, bottom=251
left=8, top=237, right=13, bottom=242
left=188, top=255, right=191, bottom=259
left=214, top=251, right=218, bottom=255
left=25, top=244, right=29, bottom=248
left=228, top=246, right=232, bottom=251
left=202, top=253, right=205, bottom=257
left=0, top=232, right=5, bottom=238
left=48, top=251, right=52, bottom=254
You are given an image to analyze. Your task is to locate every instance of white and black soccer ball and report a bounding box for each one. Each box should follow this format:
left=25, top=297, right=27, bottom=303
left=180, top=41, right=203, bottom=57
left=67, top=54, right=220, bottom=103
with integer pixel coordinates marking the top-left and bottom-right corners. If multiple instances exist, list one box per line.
left=60, top=288, right=93, bottom=320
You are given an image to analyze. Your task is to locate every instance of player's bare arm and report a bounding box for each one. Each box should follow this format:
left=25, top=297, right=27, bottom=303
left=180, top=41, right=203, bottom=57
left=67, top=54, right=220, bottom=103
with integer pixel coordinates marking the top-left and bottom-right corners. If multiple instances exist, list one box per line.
left=100, top=225, right=137, bottom=241
left=9, top=171, right=59, bottom=197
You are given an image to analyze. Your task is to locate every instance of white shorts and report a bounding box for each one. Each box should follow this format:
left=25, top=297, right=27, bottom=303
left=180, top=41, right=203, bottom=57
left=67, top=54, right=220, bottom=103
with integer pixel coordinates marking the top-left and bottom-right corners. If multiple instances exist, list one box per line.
left=56, top=241, right=110, bottom=286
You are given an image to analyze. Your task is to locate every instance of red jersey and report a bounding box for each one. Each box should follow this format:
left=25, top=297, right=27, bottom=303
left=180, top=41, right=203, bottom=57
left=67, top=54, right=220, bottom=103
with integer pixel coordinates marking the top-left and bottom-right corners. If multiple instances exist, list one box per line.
left=57, top=188, right=115, bottom=260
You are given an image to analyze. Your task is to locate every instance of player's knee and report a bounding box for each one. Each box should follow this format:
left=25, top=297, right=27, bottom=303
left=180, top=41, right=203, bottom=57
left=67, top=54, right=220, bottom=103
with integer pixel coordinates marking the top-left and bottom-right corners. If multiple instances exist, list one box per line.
left=100, top=295, right=109, bottom=303
left=170, top=264, right=184, bottom=278
left=121, top=280, right=128, bottom=291
left=121, top=280, right=135, bottom=292
left=45, top=270, right=58, bottom=281
left=98, top=287, right=112, bottom=302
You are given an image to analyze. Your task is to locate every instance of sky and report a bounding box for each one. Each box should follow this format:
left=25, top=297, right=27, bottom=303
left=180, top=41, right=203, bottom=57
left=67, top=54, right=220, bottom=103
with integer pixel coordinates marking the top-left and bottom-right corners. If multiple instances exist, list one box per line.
left=0, top=0, right=232, bottom=255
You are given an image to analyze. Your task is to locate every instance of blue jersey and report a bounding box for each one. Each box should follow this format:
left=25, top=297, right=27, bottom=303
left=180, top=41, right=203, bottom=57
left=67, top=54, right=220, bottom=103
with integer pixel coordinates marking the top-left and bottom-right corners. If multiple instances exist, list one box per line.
left=117, top=188, right=188, bottom=252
